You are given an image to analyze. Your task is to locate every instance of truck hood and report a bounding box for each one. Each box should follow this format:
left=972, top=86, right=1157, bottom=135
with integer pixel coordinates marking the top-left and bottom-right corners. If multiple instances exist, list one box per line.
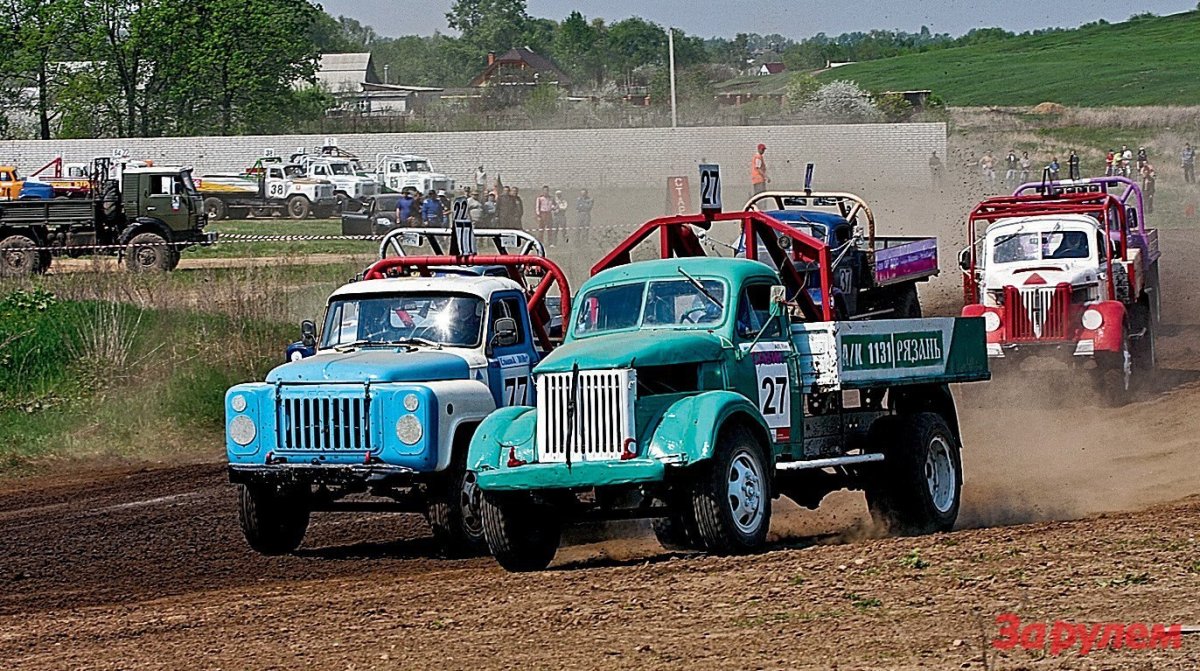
left=537, top=330, right=727, bottom=374
left=266, top=348, right=471, bottom=384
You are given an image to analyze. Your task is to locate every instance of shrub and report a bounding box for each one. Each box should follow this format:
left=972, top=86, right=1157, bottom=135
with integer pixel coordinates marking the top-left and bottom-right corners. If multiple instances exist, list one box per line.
left=803, top=80, right=883, bottom=123
left=784, top=73, right=821, bottom=113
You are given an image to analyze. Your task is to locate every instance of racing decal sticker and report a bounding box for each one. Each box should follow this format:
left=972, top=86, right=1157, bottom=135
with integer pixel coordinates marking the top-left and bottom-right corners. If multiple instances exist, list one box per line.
left=497, top=353, right=532, bottom=405
left=749, top=342, right=791, bottom=429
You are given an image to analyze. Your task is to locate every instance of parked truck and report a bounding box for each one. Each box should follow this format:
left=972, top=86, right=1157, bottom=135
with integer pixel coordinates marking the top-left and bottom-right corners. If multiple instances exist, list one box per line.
left=0, top=165, right=54, bottom=200
left=374, top=153, right=454, bottom=195
left=742, top=190, right=939, bottom=318
left=290, top=153, right=379, bottom=213
left=0, top=162, right=213, bottom=275
left=224, top=249, right=571, bottom=555
left=198, top=158, right=337, bottom=220
left=467, top=209, right=990, bottom=572
left=959, top=180, right=1159, bottom=406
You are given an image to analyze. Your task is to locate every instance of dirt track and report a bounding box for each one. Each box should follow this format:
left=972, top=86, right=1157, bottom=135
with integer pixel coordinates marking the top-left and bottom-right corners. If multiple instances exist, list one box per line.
left=3, top=222, right=1200, bottom=669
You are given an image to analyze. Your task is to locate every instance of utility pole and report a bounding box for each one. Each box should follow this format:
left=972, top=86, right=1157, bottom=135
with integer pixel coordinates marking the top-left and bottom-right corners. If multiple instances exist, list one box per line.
left=668, top=27, right=678, bottom=128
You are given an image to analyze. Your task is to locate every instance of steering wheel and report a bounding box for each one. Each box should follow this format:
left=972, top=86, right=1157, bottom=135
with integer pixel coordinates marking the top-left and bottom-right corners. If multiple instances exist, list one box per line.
left=681, top=307, right=710, bottom=324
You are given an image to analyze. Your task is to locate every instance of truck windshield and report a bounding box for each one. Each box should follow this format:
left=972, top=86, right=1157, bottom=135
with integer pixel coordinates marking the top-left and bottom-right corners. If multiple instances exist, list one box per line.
left=320, top=294, right=485, bottom=349
left=573, top=279, right=726, bottom=337
left=404, top=160, right=430, bottom=172
left=284, top=165, right=305, bottom=179
left=992, top=230, right=1092, bottom=263
left=330, top=163, right=353, bottom=175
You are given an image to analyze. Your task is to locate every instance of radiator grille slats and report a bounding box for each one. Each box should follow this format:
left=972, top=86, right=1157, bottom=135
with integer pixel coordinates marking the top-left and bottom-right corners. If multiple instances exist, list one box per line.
left=536, top=369, right=637, bottom=463
left=279, top=392, right=369, bottom=451
left=1004, top=284, right=1071, bottom=341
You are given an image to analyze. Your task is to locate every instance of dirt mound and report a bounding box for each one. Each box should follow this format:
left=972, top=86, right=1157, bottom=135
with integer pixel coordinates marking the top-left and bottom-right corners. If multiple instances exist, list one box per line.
left=1031, top=101, right=1068, bottom=115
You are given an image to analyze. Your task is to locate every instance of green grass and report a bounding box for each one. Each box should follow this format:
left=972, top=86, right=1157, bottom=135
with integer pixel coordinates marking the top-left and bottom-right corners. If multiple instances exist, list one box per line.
left=188, top=219, right=378, bottom=258
left=819, top=11, right=1200, bottom=106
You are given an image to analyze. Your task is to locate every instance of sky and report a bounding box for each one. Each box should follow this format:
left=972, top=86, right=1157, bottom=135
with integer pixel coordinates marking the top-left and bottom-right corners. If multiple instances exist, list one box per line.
left=317, top=0, right=1197, bottom=39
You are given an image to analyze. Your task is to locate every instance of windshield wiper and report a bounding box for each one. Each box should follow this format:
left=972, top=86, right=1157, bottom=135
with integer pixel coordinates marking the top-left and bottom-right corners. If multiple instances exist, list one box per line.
left=676, top=267, right=724, bottom=310
left=389, top=337, right=443, bottom=349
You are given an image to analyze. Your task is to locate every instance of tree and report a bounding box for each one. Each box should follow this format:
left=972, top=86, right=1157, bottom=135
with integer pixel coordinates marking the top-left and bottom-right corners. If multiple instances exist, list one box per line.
left=784, top=72, right=820, bottom=112
left=1, top=0, right=83, bottom=139
left=446, top=0, right=530, bottom=54
left=552, top=11, right=604, bottom=87
left=803, top=81, right=882, bottom=123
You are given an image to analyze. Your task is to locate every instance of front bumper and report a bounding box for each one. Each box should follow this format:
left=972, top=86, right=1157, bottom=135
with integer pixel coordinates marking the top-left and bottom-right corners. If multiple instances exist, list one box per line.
left=476, top=458, right=666, bottom=492
left=987, top=339, right=1095, bottom=359
left=228, top=463, right=419, bottom=487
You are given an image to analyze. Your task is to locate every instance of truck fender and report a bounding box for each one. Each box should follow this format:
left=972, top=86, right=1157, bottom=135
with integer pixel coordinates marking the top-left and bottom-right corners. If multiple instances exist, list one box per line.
left=422, top=379, right=498, bottom=472
left=1082, top=300, right=1127, bottom=352
left=118, top=217, right=172, bottom=245
left=889, top=383, right=961, bottom=442
left=467, top=406, right=536, bottom=474
left=646, top=391, right=771, bottom=467
left=962, top=304, right=1002, bottom=343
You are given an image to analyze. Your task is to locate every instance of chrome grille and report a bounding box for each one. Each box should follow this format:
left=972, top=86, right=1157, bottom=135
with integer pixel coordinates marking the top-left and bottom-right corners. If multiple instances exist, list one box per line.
left=536, top=369, right=636, bottom=463
left=279, top=394, right=369, bottom=451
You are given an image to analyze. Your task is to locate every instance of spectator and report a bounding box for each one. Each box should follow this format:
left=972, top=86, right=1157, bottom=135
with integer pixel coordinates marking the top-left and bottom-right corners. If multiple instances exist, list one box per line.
left=1181, top=142, right=1195, bottom=184
left=1121, top=145, right=1133, bottom=176
left=395, top=189, right=416, bottom=227
left=497, top=186, right=514, bottom=226
left=1020, top=152, right=1033, bottom=183
left=536, top=186, right=554, bottom=243
left=437, top=190, right=451, bottom=226
left=1048, top=157, right=1060, bottom=181
left=474, top=166, right=486, bottom=195
left=466, top=188, right=483, bottom=226
left=576, top=189, right=594, bottom=231
left=1005, top=149, right=1019, bottom=184
left=511, top=187, right=525, bottom=230
left=1105, top=149, right=1115, bottom=177
left=1141, top=163, right=1157, bottom=213
left=482, top=192, right=497, bottom=227
left=421, top=189, right=443, bottom=226
left=1068, top=150, right=1080, bottom=180
left=751, top=143, right=768, bottom=194
left=552, top=189, right=568, bottom=236
left=1137, top=147, right=1148, bottom=171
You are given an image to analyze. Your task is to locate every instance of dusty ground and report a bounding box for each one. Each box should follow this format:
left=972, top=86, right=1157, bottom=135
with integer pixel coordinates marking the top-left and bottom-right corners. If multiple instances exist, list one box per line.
left=4, top=180, right=1200, bottom=669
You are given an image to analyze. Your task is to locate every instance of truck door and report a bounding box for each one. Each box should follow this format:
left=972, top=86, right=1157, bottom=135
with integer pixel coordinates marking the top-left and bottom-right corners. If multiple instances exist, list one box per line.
left=485, top=292, right=537, bottom=406
left=266, top=167, right=287, bottom=200
left=144, top=174, right=190, bottom=232
left=735, top=282, right=798, bottom=449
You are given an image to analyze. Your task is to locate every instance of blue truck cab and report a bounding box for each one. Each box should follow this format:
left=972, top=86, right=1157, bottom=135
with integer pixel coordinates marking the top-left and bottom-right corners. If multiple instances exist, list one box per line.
left=226, top=273, right=549, bottom=555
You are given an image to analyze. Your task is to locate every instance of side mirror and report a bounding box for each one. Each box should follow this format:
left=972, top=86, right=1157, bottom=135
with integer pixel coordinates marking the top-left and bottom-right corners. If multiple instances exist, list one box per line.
left=492, top=317, right=519, bottom=348
left=769, top=285, right=787, bottom=318
left=958, top=248, right=972, bottom=272
left=300, top=319, right=317, bottom=348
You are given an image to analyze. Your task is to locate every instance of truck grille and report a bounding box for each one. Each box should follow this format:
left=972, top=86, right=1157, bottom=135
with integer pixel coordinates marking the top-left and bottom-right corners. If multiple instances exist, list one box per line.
left=278, top=394, right=370, bottom=451
left=319, top=186, right=333, bottom=199
left=536, top=369, right=636, bottom=463
left=1004, top=284, right=1070, bottom=341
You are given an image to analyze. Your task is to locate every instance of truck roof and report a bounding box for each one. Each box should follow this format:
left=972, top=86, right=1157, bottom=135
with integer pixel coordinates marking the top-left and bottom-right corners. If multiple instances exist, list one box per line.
left=586, top=256, right=779, bottom=289
left=123, top=166, right=189, bottom=174
left=329, top=274, right=524, bottom=301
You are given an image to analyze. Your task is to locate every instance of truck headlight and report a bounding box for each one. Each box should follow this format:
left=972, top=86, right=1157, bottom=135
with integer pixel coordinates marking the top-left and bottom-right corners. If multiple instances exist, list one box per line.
left=229, top=415, right=257, bottom=446
left=230, top=394, right=247, bottom=412
left=983, top=311, right=1001, bottom=333
left=1081, top=308, right=1103, bottom=331
left=396, top=415, right=423, bottom=445
left=403, top=393, right=420, bottom=411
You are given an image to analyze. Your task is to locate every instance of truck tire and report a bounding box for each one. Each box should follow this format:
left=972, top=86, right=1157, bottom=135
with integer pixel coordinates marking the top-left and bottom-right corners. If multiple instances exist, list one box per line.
left=652, top=511, right=703, bottom=552
left=864, top=413, right=961, bottom=536
left=100, top=181, right=120, bottom=220
left=124, top=232, right=176, bottom=272
left=480, top=491, right=561, bottom=572
left=426, top=467, right=488, bottom=557
left=0, top=234, right=47, bottom=276
left=237, top=484, right=310, bottom=555
left=287, top=195, right=310, bottom=219
left=689, top=425, right=771, bottom=554
left=893, top=285, right=922, bottom=319
left=1095, top=330, right=1133, bottom=407
left=203, top=197, right=227, bottom=221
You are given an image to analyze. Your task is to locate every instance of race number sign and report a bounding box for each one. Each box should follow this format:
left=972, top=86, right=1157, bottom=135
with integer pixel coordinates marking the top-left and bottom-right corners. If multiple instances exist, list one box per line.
left=451, top=197, right=477, bottom=255
left=699, top=164, right=722, bottom=213
left=749, top=342, right=790, bottom=430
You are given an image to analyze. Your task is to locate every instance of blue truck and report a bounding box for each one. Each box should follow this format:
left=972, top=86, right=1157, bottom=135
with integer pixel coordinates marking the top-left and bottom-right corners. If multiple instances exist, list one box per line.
left=225, top=252, right=570, bottom=555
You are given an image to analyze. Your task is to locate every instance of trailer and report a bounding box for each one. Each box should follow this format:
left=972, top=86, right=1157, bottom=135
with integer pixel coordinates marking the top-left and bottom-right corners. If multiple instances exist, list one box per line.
left=466, top=209, right=990, bottom=571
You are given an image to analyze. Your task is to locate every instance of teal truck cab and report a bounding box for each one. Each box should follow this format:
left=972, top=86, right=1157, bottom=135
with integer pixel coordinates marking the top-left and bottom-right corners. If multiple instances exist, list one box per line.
left=225, top=252, right=569, bottom=555
left=468, top=211, right=990, bottom=571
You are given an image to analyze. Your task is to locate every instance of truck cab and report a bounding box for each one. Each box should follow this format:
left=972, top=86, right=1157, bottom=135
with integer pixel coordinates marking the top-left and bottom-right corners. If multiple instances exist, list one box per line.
left=293, top=155, right=379, bottom=211
left=468, top=210, right=989, bottom=572
left=225, top=254, right=569, bottom=556
left=374, top=153, right=454, bottom=195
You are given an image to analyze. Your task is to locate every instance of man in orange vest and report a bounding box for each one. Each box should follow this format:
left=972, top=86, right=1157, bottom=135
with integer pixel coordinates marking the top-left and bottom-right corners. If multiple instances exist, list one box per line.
left=751, top=143, right=769, bottom=194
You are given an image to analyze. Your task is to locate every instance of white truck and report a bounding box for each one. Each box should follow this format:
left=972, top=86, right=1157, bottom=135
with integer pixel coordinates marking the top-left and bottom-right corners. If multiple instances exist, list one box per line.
left=290, top=153, right=380, bottom=213
left=198, top=158, right=338, bottom=220
left=374, top=153, right=455, bottom=195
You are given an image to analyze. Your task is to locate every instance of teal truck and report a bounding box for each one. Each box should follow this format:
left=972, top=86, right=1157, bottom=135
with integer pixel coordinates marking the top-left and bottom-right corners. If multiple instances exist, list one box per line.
left=468, top=210, right=990, bottom=571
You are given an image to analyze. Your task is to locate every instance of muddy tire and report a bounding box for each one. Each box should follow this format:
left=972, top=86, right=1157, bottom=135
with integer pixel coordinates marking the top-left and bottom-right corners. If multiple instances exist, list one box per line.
left=426, top=467, right=488, bottom=557
left=1095, top=329, right=1133, bottom=407
left=0, top=234, right=48, bottom=276
left=237, top=484, right=310, bottom=555
left=124, top=232, right=177, bottom=272
left=287, top=195, right=310, bottom=219
left=864, top=413, right=961, bottom=536
left=652, top=509, right=703, bottom=552
left=203, top=197, right=226, bottom=221
left=480, top=492, right=560, bottom=572
left=690, top=425, right=771, bottom=554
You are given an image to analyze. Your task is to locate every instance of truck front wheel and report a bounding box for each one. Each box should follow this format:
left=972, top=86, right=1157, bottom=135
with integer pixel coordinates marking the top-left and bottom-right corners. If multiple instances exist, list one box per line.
left=690, top=425, right=771, bottom=554
left=287, top=195, right=310, bottom=219
left=203, top=197, right=226, bottom=221
left=124, top=232, right=178, bottom=272
left=864, top=413, right=961, bottom=535
left=426, top=468, right=488, bottom=557
left=0, top=235, right=48, bottom=276
left=237, top=484, right=310, bottom=555
left=1095, top=329, right=1133, bottom=407
left=480, top=491, right=560, bottom=572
